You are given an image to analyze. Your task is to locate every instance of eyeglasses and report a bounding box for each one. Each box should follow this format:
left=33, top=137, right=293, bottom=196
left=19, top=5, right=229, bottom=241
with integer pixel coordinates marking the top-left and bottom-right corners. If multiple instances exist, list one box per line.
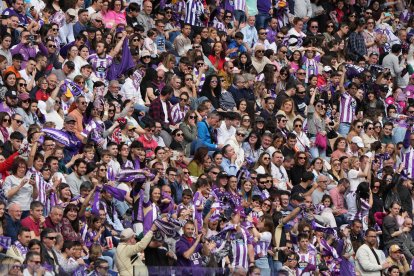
left=298, top=156, right=306, bottom=160
left=176, top=133, right=183, bottom=136
left=197, top=63, right=204, bottom=66
left=349, top=14, right=356, bottom=17
left=297, top=72, right=306, bottom=75
left=366, top=11, right=372, bottom=14
left=3, top=119, right=10, bottom=123
left=373, top=185, right=380, bottom=189
left=375, top=125, right=381, bottom=128
left=142, top=56, right=151, bottom=59
left=166, top=11, right=172, bottom=14
left=295, top=124, right=302, bottom=127
left=46, top=236, right=56, bottom=240
left=356, top=125, right=363, bottom=128
left=281, top=51, right=287, bottom=54
left=368, top=127, right=374, bottom=130
left=327, top=25, right=334, bottom=28
left=14, top=119, right=23, bottom=124
left=18, top=83, right=27, bottom=87
left=183, top=171, right=190, bottom=174
left=262, top=202, right=271, bottom=207
left=185, top=78, right=193, bottom=81
left=79, top=101, right=87, bottom=105
left=210, top=171, right=219, bottom=175
left=48, top=44, right=57, bottom=48
left=310, top=26, right=318, bottom=29
left=100, top=168, right=107, bottom=172
left=42, top=167, right=50, bottom=172
left=180, top=98, right=188, bottom=102
left=263, top=157, right=270, bottom=160
left=256, top=50, right=265, bottom=53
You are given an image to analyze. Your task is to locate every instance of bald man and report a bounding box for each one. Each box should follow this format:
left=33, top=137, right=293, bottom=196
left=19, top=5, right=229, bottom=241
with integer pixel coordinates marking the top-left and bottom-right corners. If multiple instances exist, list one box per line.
left=5, top=202, right=23, bottom=242
left=311, top=175, right=330, bottom=205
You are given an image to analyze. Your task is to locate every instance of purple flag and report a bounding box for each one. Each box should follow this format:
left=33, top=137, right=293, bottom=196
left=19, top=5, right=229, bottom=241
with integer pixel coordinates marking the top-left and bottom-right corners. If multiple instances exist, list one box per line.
left=42, top=128, right=71, bottom=147
left=102, top=185, right=126, bottom=201
left=91, top=187, right=102, bottom=215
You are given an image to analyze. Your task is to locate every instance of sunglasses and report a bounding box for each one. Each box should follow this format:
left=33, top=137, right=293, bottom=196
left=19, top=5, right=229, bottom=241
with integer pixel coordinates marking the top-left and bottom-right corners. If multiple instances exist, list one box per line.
left=298, top=156, right=306, bottom=160
left=310, top=26, right=318, bottom=29
left=176, top=133, right=183, bottom=136
left=46, top=236, right=56, bottom=240
left=327, top=25, right=334, bottom=28
left=297, top=72, right=306, bottom=75
left=142, top=56, right=151, bottom=59
left=48, top=44, right=57, bottom=48
left=166, top=11, right=172, bottom=14
left=189, top=115, right=196, bottom=119
left=133, top=38, right=139, bottom=42
left=256, top=50, right=265, bottom=53
left=18, top=83, right=27, bottom=87
left=3, top=119, right=10, bottom=123
left=180, top=98, right=188, bottom=102
left=295, top=124, right=302, bottom=127
left=185, top=78, right=193, bottom=81
left=236, top=132, right=245, bottom=137
left=14, top=119, right=23, bottom=124
left=197, top=63, right=204, bottom=66
left=373, top=185, right=380, bottom=189
left=368, top=127, right=374, bottom=130
left=100, top=168, right=107, bottom=172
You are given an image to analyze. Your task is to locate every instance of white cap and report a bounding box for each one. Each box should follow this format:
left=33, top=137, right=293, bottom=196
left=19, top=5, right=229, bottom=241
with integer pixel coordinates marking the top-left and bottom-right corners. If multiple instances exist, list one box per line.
left=323, top=66, right=333, bottom=72
left=351, top=136, right=364, bottom=148
left=66, top=8, right=76, bottom=17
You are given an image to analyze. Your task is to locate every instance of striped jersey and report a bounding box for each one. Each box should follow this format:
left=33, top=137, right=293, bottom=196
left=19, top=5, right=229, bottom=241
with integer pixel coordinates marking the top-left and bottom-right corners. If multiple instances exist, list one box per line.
left=400, top=147, right=414, bottom=178
left=339, top=91, right=356, bottom=124
left=87, top=54, right=113, bottom=81
left=296, top=250, right=317, bottom=276
left=184, top=0, right=204, bottom=27
left=254, top=231, right=272, bottom=258
left=229, top=227, right=253, bottom=269
left=234, top=0, right=246, bottom=11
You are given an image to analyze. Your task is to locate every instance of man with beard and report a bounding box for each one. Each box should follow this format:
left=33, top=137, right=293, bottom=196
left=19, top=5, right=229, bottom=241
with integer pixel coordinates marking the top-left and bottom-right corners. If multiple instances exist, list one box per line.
left=149, top=86, right=174, bottom=130
left=0, top=90, right=18, bottom=114
left=356, top=228, right=391, bottom=274
left=2, top=0, right=28, bottom=26
left=6, top=226, right=31, bottom=262
left=260, top=97, right=275, bottom=121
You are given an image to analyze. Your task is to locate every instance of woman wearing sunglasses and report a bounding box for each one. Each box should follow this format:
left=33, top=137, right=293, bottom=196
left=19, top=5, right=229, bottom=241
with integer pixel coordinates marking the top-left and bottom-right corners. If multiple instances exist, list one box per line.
left=307, top=87, right=327, bottom=159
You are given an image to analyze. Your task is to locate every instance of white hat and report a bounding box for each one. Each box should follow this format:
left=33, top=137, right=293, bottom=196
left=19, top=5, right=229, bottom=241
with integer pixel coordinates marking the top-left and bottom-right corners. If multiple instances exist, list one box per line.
left=120, top=228, right=135, bottom=240
left=66, top=8, right=76, bottom=17
left=351, top=136, right=364, bottom=148
left=323, top=66, right=333, bottom=72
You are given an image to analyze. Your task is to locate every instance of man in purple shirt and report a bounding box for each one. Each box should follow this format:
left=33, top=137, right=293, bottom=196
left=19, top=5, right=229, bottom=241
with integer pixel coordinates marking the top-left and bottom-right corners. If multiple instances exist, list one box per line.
left=266, top=17, right=278, bottom=44
left=176, top=221, right=215, bottom=271
left=2, top=0, right=28, bottom=26
left=10, top=30, right=48, bottom=69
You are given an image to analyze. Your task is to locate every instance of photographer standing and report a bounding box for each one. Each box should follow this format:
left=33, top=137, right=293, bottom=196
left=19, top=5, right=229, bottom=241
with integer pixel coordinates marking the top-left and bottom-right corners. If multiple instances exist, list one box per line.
left=10, top=30, right=47, bottom=69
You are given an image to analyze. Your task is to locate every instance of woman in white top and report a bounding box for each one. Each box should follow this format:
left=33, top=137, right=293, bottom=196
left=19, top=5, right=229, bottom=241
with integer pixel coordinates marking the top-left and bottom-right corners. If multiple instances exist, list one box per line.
left=347, top=156, right=371, bottom=192
left=225, top=127, right=247, bottom=168
left=292, top=118, right=311, bottom=153
left=253, top=152, right=272, bottom=175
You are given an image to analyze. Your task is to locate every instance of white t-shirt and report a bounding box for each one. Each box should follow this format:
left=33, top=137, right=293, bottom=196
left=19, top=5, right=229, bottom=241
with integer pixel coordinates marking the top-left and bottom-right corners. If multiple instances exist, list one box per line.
left=348, top=169, right=365, bottom=192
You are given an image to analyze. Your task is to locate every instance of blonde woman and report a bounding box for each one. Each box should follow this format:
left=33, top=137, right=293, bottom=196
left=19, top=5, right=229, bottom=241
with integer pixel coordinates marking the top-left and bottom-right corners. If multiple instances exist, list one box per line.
left=276, top=98, right=302, bottom=131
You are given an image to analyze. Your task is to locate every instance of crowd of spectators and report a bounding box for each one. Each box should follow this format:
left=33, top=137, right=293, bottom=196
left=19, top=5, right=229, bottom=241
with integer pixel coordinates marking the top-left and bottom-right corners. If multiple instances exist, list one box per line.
left=0, top=0, right=414, bottom=275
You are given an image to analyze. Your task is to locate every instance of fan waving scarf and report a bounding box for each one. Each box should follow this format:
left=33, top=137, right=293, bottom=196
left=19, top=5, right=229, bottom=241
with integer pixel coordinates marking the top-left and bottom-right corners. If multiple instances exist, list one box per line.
left=62, top=79, right=83, bottom=98
left=42, top=128, right=71, bottom=147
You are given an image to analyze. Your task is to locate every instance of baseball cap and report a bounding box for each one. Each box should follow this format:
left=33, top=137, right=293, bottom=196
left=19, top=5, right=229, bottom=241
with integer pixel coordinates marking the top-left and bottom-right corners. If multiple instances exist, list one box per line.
left=5, top=90, right=17, bottom=99
left=128, top=124, right=136, bottom=131
left=323, top=66, right=333, bottom=72
left=351, top=136, right=364, bottom=148
left=18, top=93, right=30, bottom=101
left=140, top=50, right=151, bottom=58
left=389, top=244, right=402, bottom=253
left=120, top=228, right=135, bottom=240
left=66, top=8, right=76, bottom=17
left=217, top=171, right=228, bottom=179
left=91, top=13, right=103, bottom=21
left=64, top=115, right=76, bottom=123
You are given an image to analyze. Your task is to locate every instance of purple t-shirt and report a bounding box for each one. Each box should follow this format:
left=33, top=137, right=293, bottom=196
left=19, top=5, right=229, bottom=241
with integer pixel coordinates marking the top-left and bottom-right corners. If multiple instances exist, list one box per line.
left=176, top=236, right=203, bottom=267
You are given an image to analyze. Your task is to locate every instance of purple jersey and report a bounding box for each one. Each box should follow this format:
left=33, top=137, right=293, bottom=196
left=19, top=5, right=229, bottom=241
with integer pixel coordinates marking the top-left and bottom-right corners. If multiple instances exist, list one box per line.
left=296, top=250, right=317, bottom=276
left=143, top=200, right=159, bottom=234
left=176, top=235, right=203, bottom=267
left=302, top=55, right=321, bottom=83
left=193, top=191, right=206, bottom=232
left=229, top=227, right=253, bottom=269
left=87, top=54, right=113, bottom=81
left=401, top=147, right=414, bottom=178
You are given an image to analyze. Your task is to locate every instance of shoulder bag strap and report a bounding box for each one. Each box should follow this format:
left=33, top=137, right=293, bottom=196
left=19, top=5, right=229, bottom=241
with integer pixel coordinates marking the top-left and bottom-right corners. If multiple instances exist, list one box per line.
left=368, top=246, right=383, bottom=276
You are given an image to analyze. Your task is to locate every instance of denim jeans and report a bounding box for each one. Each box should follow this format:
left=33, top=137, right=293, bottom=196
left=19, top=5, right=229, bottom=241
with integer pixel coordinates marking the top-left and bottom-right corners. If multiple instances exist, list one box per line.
left=338, top=122, right=351, bottom=137
left=255, top=13, right=271, bottom=29
left=309, top=137, right=327, bottom=160
left=256, top=257, right=271, bottom=276
left=269, top=257, right=283, bottom=275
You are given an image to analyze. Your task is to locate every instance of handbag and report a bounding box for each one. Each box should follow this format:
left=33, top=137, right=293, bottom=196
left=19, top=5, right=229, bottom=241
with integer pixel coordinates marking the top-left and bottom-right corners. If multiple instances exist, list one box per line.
left=314, top=118, right=327, bottom=149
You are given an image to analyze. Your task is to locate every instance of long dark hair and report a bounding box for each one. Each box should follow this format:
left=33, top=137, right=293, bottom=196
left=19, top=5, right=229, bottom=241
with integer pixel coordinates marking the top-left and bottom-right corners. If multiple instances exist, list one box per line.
left=64, top=204, right=80, bottom=233
left=245, top=131, right=261, bottom=150
left=356, top=181, right=370, bottom=210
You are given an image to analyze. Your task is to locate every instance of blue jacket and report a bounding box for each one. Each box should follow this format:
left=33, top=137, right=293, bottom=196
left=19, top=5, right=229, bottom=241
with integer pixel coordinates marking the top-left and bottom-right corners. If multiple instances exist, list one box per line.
left=222, top=157, right=238, bottom=176
left=197, top=120, right=217, bottom=151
